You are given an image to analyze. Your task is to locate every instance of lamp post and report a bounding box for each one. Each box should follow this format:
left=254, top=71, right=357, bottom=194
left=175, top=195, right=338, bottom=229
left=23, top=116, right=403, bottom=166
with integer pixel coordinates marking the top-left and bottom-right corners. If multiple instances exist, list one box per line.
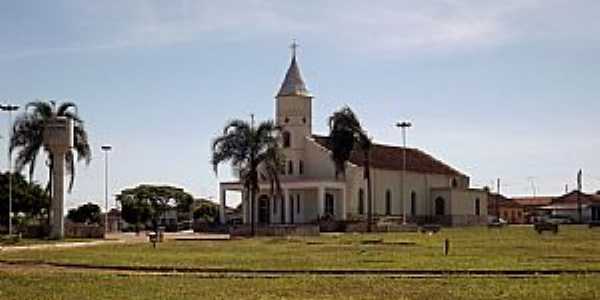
left=396, top=121, right=412, bottom=225
left=1, top=104, right=19, bottom=236
left=101, top=145, right=112, bottom=236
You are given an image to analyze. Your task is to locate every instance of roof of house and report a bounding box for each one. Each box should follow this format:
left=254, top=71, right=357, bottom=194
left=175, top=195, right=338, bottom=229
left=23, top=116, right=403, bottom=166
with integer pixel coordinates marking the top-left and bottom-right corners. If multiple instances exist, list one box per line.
left=312, top=135, right=465, bottom=176
left=276, top=54, right=311, bottom=98
left=488, top=193, right=523, bottom=209
left=552, top=190, right=600, bottom=205
left=512, top=197, right=554, bottom=207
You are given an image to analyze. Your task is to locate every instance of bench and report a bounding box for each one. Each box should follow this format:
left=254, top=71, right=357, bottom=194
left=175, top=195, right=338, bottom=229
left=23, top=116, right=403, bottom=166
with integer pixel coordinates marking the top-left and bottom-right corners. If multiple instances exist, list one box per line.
left=534, top=222, right=558, bottom=234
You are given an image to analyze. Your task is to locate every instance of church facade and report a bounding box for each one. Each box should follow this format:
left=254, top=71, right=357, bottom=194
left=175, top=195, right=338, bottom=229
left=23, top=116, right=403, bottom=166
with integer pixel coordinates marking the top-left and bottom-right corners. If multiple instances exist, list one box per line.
left=219, top=50, right=488, bottom=227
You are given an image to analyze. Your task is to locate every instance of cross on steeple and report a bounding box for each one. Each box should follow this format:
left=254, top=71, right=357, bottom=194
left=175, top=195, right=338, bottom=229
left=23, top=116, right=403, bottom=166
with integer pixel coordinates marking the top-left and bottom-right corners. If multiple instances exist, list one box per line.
left=290, top=39, right=299, bottom=58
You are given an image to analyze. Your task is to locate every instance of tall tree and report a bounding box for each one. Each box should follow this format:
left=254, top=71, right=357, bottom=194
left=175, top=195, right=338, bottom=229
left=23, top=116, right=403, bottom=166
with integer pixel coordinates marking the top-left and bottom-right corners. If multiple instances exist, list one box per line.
left=0, top=172, right=50, bottom=228
left=66, top=202, right=101, bottom=224
left=211, top=119, right=284, bottom=235
left=328, top=106, right=373, bottom=231
left=116, top=185, right=194, bottom=232
left=10, top=100, right=91, bottom=192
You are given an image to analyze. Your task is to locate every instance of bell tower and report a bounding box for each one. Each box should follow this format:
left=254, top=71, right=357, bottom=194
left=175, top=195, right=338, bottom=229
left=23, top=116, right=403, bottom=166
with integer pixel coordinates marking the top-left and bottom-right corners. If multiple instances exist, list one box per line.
left=275, top=40, right=312, bottom=176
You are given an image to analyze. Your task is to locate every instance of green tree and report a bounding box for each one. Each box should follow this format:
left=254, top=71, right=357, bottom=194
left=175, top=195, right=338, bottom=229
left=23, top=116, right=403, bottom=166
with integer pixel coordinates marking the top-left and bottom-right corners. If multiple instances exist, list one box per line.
left=193, top=202, right=219, bottom=224
left=10, top=100, right=91, bottom=192
left=328, top=106, right=373, bottom=231
left=66, top=202, right=101, bottom=224
left=0, top=172, right=50, bottom=228
left=116, top=185, right=194, bottom=232
left=211, top=119, right=284, bottom=235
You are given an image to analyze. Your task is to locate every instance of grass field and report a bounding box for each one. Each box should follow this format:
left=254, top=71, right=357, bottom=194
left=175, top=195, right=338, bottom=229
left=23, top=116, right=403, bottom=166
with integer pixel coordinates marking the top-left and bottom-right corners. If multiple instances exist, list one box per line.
left=1, top=269, right=599, bottom=299
left=1, top=226, right=600, bottom=299
left=1, top=226, right=599, bottom=270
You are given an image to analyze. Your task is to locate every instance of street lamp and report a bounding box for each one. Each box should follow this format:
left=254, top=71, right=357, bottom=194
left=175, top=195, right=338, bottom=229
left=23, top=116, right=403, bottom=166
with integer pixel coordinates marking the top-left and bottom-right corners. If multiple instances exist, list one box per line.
left=396, top=121, right=412, bottom=225
left=1, top=104, right=20, bottom=236
left=101, top=144, right=112, bottom=236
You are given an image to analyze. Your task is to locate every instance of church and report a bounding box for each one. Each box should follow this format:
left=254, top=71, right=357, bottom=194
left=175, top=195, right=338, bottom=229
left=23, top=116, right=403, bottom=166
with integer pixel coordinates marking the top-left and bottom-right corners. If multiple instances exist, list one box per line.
left=219, top=47, right=488, bottom=228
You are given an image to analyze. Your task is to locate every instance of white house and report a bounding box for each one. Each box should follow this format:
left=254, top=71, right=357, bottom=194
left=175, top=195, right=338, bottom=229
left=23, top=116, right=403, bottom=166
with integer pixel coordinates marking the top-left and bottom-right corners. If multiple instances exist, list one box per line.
left=219, top=48, right=488, bottom=227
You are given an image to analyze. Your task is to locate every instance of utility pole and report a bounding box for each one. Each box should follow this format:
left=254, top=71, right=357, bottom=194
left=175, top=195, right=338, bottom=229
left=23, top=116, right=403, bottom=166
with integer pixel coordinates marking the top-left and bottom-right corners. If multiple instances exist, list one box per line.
left=577, top=169, right=582, bottom=223
left=496, top=178, right=500, bottom=217
left=101, top=145, right=112, bottom=237
left=1, top=103, right=19, bottom=236
left=396, top=121, right=412, bottom=225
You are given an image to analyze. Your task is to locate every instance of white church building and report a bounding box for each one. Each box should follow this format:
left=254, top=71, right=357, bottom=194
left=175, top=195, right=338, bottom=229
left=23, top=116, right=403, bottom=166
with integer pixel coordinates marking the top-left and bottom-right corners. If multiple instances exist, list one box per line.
left=219, top=48, right=488, bottom=227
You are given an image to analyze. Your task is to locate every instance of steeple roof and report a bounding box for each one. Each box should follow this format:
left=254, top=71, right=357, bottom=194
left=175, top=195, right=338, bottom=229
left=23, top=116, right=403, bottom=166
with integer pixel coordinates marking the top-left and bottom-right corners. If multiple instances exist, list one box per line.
left=276, top=52, right=311, bottom=98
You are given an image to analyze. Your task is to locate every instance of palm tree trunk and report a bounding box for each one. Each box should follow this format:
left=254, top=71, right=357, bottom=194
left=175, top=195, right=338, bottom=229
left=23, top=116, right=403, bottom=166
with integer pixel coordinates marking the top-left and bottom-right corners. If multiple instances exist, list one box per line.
left=250, top=187, right=256, bottom=236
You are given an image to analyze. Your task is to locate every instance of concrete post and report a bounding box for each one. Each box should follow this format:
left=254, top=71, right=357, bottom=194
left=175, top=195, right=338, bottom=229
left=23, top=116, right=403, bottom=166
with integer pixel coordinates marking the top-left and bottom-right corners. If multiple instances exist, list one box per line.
left=49, top=149, right=66, bottom=240
left=340, top=187, right=347, bottom=220
left=242, top=191, right=248, bottom=224
left=284, top=189, right=290, bottom=224
left=318, top=186, right=325, bottom=218
left=43, top=117, right=73, bottom=240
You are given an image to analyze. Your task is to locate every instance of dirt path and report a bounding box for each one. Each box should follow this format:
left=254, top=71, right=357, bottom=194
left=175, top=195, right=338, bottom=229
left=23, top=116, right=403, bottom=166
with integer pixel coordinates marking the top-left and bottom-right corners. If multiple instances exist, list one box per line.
left=2, top=260, right=599, bottom=278
left=0, top=239, right=126, bottom=252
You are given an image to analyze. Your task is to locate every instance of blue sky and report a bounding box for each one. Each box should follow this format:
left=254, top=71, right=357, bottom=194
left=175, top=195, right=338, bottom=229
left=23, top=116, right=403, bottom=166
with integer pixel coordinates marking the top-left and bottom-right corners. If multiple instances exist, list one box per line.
left=0, top=1, right=599, bottom=210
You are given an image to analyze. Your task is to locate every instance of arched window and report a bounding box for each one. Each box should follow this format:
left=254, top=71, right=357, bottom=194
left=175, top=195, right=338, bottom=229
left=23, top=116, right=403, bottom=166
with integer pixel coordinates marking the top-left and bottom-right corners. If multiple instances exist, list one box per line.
left=451, top=178, right=458, bottom=188
left=299, top=160, right=304, bottom=174
left=411, top=191, right=417, bottom=216
left=287, top=160, right=293, bottom=175
left=358, top=188, right=365, bottom=215
left=435, top=197, right=445, bottom=216
left=282, top=131, right=291, bottom=148
left=385, top=190, right=391, bottom=215
left=475, top=198, right=481, bottom=216
left=273, top=196, right=277, bottom=214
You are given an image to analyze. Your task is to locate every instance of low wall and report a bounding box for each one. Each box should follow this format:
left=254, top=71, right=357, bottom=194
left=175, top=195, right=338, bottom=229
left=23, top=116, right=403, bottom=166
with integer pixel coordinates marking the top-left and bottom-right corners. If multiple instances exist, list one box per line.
left=450, top=215, right=488, bottom=226
left=65, top=223, right=105, bottom=238
left=230, top=224, right=320, bottom=236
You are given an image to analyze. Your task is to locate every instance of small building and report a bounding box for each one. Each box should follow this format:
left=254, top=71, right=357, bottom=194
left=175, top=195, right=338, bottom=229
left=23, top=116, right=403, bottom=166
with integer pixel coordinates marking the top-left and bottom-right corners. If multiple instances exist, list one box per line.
left=512, top=196, right=554, bottom=223
left=539, top=191, right=600, bottom=223
left=488, top=193, right=525, bottom=224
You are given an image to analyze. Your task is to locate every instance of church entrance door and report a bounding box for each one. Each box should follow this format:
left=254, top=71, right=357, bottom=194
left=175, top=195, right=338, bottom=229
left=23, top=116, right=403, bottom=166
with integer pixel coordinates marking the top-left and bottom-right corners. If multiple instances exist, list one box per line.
left=258, top=195, right=270, bottom=224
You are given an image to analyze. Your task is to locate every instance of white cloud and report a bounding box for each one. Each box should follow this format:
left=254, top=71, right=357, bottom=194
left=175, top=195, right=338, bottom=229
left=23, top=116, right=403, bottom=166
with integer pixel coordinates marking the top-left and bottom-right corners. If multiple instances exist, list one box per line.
left=1, top=0, right=599, bottom=58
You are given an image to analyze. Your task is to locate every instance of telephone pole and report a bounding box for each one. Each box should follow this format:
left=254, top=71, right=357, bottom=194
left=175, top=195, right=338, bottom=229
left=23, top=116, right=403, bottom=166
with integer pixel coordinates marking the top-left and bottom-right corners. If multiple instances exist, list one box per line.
left=1, top=103, right=19, bottom=236
left=396, top=121, right=412, bottom=225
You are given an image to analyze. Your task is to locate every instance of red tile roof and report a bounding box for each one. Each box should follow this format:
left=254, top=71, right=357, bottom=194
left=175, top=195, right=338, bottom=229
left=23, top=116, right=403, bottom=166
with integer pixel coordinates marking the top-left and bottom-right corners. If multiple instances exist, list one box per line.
left=312, top=135, right=465, bottom=176
left=512, top=197, right=554, bottom=207
left=552, top=191, right=600, bottom=205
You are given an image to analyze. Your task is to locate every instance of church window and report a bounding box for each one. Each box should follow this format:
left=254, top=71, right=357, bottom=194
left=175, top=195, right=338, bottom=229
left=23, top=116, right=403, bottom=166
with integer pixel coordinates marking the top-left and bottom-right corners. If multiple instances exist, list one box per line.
left=451, top=178, right=458, bottom=188
left=358, top=188, right=365, bottom=214
left=296, top=194, right=301, bottom=214
left=475, top=198, right=481, bottom=216
left=273, top=197, right=277, bottom=214
left=282, top=131, right=291, bottom=148
left=411, top=191, right=417, bottom=216
left=385, top=190, right=391, bottom=215
left=288, top=160, right=293, bottom=174
left=302, top=117, right=306, bottom=124
left=299, top=160, right=304, bottom=174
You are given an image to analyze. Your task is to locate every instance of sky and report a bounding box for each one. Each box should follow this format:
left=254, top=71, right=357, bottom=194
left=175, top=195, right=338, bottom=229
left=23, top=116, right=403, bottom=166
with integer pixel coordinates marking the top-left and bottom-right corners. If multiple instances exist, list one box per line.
left=0, top=1, right=599, bottom=211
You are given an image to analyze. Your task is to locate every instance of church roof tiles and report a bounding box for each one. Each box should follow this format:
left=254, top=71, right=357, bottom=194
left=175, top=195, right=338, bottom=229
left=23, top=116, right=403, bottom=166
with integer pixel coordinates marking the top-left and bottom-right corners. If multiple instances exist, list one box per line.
left=312, top=135, right=465, bottom=176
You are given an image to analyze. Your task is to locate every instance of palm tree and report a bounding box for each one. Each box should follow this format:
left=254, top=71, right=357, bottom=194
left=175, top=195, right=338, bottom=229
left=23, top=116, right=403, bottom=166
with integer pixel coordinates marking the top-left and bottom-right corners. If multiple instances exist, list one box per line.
left=10, top=100, right=91, bottom=193
left=211, top=119, right=284, bottom=235
left=328, top=106, right=373, bottom=231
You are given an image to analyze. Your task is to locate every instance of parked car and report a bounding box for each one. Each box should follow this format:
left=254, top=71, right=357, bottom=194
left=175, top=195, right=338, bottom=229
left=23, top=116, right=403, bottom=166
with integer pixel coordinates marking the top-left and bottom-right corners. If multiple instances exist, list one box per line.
left=542, top=215, right=573, bottom=224
left=488, top=217, right=507, bottom=227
